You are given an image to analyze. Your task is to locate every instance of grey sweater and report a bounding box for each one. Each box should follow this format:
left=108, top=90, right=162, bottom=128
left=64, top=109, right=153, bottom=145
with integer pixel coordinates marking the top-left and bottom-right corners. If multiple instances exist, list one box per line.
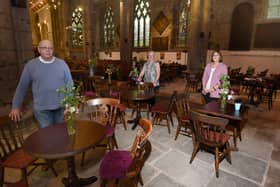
left=12, top=57, right=73, bottom=111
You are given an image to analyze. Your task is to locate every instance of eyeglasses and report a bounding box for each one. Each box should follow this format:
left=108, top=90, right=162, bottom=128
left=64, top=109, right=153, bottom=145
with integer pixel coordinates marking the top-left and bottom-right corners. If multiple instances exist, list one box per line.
left=39, top=46, right=53, bottom=50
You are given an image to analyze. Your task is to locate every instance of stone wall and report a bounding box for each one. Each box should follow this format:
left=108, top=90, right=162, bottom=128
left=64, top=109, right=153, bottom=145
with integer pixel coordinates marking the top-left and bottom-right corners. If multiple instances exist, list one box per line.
left=0, top=1, right=33, bottom=102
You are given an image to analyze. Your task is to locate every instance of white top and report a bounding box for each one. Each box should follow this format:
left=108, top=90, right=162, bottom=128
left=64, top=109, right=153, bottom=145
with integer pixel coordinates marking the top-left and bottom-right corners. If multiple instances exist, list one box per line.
left=39, top=56, right=55, bottom=64
left=206, top=68, right=215, bottom=89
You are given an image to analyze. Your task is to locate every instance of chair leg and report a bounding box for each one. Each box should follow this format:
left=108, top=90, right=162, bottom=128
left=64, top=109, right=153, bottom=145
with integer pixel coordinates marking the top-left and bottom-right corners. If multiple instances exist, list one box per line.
left=174, top=123, right=181, bottom=140
left=166, top=117, right=171, bottom=134
left=100, top=179, right=106, bottom=187
left=138, top=173, right=144, bottom=186
left=225, top=142, right=232, bottom=164
left=81, top=152, right=86, bottom=167
left=169, top=113, right=174, bottom=127
left=21, top=168, right=28, bottom=186
left=112, top=134, right=118, bottom=149
left=0, top=167, right=4, bottom=187
left=189, top=143, right=199, bottom=164
left=215, top=147, right=219, bottom=178
left=121, top=112, right=127, bottom=130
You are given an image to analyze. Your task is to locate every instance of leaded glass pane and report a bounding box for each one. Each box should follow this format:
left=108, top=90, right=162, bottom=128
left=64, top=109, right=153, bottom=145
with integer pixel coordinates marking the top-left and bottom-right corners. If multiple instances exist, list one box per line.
left=268, top=0, right=280, bottom=18
left=104, top=6, right=116, bottom=47
left=133, top=0, right=151, bottom=48
left=71, top=8, right=83, bottom=48
left=177, top=0, right=191, bottom=47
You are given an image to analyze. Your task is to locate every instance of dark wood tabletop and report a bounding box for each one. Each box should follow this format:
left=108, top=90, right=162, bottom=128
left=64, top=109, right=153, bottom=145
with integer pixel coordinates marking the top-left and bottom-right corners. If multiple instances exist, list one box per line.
left=23, top=120, right=105, bottom=186
left=23, top=120, right=105, bottom=159
left=120, top=89, right=155, bottom=101
left=195, top=101, right=248, bottom=121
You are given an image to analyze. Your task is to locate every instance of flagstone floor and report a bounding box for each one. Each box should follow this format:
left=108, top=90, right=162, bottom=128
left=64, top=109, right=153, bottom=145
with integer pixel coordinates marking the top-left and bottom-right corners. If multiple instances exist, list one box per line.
left=4, top=78, right=280, bottom=187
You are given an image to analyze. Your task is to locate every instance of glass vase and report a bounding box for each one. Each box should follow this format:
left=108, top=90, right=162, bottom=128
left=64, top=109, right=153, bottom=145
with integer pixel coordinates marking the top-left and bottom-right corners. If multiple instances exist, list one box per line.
left=108, top=74, right=112, bottom=85
left=67, top=112, right=76, bottom=135
left=220, top=94, right=227, bottom=109
left=89, top=66, right=94, bottom=77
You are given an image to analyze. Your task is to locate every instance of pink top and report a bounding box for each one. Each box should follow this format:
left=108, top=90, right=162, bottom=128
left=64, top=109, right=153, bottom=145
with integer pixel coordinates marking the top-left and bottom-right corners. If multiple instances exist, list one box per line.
left=202, top=63, right=228, bottom=98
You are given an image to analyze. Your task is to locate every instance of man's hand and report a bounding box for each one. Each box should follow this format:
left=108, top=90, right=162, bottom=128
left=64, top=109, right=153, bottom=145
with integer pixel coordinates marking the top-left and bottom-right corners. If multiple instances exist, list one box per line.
left=9, top=108, right=22, bottom=122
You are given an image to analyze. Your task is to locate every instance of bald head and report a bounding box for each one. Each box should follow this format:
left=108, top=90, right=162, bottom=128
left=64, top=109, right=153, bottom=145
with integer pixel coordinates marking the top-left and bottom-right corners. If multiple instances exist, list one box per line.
left=38, top=40, right=54, bottom=61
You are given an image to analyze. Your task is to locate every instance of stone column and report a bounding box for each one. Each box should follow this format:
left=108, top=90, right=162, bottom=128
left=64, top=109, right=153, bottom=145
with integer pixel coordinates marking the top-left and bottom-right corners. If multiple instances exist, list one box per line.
left=82, top=0, right=93, bottom=59
left=120, top=0, right=132, bottom=64
left=188, top=0, right=210, bottom=72
left=119, top=0, right=133, bottom=79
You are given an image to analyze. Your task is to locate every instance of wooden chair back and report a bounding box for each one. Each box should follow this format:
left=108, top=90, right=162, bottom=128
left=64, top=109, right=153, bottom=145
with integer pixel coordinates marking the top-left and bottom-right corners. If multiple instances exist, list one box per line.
left=190, top=110, right=229, bottom=147
left=175, top=93, right=190, bottom=120
left=86, top=98, right=120, bottom=126
left=0, top=115, right=25, bottom=161
left=130, top=118, right=152, bottom=155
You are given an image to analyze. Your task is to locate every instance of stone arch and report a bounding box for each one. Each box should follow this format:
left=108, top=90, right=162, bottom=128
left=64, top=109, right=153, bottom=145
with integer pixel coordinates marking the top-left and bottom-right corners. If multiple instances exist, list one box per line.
left=229, top=2, right=254, bottom=50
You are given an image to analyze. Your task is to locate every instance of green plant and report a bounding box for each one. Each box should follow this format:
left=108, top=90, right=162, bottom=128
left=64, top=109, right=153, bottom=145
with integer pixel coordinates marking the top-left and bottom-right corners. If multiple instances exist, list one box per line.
left=56, top=82, right=80, bottom=113
left=105, top=64, right=115, bottom=75
left=220, top=74, right=230, bottom=96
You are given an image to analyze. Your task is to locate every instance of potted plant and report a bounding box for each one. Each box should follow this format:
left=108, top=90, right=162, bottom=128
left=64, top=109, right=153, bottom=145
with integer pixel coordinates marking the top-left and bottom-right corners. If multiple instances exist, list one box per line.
left=57, top=82, right=81, bottom=135
left=105, top=64, right=115, bottom=85
left=88, top=56, right=97, bottom=77
left=220, top=74, right=230, bottom=108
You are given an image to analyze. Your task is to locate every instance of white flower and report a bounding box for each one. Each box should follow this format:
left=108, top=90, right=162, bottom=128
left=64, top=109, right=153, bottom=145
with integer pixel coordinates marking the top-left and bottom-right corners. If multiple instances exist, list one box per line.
left=69, top=106, right=76, bottom=113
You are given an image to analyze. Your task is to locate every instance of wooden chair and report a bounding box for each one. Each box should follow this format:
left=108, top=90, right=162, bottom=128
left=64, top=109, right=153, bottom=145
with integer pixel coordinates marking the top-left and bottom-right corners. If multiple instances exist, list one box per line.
left=189, top=110, right=231, bottom=178
left=151, top=91, right=177, bottom=134
left=0, top=115, right=57, bottom=187
left=81, top=98, right=119, bottom=166
left=99, top=118, right=152, bottom=187
left=174, top=93, right=194, bottom=141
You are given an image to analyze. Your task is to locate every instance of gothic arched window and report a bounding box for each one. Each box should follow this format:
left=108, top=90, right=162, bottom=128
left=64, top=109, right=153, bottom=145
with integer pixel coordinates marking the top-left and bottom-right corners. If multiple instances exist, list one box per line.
left=72, top=7, right=83, bottom=48
left=133, top=0, right=151, bottom=48
left=177, top=0, right=191, bottom=47
left=104, top=6, right=116, bottom=48
left=267, top=0, right=280, bottom=18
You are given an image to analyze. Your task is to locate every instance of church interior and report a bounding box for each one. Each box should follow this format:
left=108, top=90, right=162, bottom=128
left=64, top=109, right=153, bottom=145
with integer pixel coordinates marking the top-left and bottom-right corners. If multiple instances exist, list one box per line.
left=0, top=0, right=280, bottom=187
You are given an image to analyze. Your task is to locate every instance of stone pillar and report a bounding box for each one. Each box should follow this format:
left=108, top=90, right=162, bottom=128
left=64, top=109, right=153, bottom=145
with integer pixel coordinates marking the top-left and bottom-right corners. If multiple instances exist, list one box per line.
left=119, top=0, right=133, bottom=79
left=81, top=0, right=93, bottom=59
left=188, top=0, right=210, bottom=72
left=120, top=0, right=132, bottom=64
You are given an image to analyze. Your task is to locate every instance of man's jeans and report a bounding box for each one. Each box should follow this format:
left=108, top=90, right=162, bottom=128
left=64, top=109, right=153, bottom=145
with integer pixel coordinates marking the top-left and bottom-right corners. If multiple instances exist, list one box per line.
left=34, top=108, right=64, bottom=128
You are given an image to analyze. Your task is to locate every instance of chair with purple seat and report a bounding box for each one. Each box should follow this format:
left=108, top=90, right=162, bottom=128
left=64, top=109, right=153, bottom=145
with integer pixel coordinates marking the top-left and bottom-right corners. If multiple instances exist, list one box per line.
left=99, top=118, right=152, bottom=187
left=80, top=98, right=119, bottom=166
left=190, top=110, right=231, bottom=178
left=151, top=91, right=177, bottom=134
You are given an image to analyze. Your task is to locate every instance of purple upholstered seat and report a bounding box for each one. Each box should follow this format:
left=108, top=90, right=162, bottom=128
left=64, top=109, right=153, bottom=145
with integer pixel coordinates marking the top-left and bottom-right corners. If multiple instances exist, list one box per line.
left=105, top=125, right=115, bottom=137
left=84, top=91, right=96, bottom=97
left=99, top=150, right=133, bottom=179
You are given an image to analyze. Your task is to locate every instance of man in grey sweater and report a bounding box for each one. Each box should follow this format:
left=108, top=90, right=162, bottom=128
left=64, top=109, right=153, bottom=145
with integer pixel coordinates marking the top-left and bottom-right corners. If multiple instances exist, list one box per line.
left=9, top=40, right=73, bottom=128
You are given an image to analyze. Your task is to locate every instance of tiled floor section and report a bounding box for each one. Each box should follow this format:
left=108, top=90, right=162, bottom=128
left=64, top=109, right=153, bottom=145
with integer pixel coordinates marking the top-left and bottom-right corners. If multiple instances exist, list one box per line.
left=4, top=78, right=280, bottom=187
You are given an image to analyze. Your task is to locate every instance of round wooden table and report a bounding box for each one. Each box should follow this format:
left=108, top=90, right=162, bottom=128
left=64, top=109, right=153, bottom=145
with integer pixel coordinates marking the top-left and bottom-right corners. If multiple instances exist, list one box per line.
left=23, top=120, right=105, bottom=187
left=121, top=89, right=155, bottom=129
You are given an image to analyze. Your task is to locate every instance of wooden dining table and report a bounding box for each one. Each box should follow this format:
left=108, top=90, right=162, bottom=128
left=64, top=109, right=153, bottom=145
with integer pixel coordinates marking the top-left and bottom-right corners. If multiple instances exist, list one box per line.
left=195, top=101, right=249, bottom=151
left=121, top=88, right=155, bottom=130
left=23, top=120, right=106, bottom=187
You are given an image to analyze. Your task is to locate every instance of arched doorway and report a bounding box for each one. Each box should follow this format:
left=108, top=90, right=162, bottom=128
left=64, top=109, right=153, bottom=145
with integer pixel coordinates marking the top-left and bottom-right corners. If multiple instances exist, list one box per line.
left=229, top=3, right=254, bottom=50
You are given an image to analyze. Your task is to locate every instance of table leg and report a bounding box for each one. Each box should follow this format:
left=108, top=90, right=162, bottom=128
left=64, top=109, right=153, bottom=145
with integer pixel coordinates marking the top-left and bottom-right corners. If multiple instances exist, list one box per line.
left=62, top=156, right=97, bottom=187
left=132, top=102, right=141, bottom=130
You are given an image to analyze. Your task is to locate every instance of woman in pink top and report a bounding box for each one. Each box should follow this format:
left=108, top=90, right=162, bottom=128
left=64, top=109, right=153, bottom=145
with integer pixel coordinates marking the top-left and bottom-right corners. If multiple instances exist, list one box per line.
left=202, top=50, right=228, bottom=103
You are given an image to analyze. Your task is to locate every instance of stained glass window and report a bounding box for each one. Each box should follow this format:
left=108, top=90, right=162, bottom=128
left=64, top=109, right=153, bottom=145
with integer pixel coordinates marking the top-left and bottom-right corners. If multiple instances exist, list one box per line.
left=104, top=6, right=115, bottom=48
left=177, top=0, right=191, bottom=47
left=72, top=7, right=83, bottom=48
left=133, top=0, right=151, bottom=48
left=268, top=0, right=280, bottom=18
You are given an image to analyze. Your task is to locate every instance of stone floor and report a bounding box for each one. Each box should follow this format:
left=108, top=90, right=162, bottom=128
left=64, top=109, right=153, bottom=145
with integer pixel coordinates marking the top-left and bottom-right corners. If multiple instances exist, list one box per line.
left=4, top=78, right=280, bottom=187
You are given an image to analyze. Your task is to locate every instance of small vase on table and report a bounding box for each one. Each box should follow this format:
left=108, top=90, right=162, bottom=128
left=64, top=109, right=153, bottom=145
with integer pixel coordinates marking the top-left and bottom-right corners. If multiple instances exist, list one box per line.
left=67, top=112, right=76, bottom=135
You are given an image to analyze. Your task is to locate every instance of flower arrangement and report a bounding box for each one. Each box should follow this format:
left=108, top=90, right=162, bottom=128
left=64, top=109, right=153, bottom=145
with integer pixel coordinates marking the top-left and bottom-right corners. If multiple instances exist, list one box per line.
left=105, top=64, right=115, bottom=75
left=88, top=56, right=97, bottom=68
left=219, top=74, right=230, bottom=108
left=220, top=74, right=230, bottom=96
left=57, top=82, right=81, bottom=135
